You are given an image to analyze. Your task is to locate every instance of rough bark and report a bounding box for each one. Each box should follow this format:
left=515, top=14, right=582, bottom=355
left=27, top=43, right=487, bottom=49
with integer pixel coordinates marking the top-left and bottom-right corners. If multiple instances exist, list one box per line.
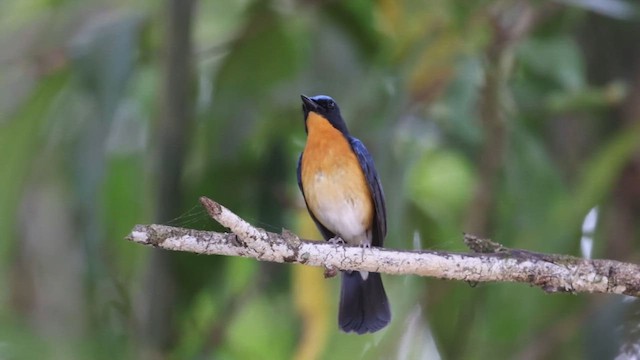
left=125, top=197, right=640, bottom=298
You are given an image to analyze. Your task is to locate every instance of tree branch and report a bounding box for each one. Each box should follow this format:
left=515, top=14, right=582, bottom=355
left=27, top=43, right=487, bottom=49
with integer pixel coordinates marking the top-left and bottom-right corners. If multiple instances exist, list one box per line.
left=125, top=197, right=640, bottom=297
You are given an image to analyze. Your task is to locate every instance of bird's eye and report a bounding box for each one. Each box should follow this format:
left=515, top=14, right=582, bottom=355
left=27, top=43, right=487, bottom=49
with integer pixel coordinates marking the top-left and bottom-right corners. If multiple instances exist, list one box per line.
left=327, top=101, right=336, bottom=110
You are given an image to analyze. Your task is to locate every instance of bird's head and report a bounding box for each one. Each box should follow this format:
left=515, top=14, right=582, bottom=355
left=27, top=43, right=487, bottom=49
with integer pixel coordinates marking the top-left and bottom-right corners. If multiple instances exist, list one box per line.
left=301, top=94, right=349, bottom=135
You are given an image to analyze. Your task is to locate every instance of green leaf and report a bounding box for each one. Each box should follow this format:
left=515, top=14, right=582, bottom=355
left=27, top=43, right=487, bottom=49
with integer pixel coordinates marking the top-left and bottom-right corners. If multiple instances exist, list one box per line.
left=406, top=149, right=474, bottom=224
left=517, top=36, right=585, bottom=91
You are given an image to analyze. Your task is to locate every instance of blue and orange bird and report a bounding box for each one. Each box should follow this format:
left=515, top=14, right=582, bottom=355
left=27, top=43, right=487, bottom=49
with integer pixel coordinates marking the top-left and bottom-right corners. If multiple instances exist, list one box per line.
left=296, top=94, right=391, bottom=334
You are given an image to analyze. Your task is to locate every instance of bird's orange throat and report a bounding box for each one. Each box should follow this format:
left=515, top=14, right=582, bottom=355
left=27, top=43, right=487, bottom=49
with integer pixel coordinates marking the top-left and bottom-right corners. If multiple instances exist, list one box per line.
left=303, top=112, right=353, bottom=172
left=305, top=112, right=338, bottom=138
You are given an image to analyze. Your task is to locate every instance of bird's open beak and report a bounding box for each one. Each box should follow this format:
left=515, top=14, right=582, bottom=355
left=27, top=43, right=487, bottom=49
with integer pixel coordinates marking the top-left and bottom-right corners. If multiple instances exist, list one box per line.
left=301, top=94, right=319, bottom=112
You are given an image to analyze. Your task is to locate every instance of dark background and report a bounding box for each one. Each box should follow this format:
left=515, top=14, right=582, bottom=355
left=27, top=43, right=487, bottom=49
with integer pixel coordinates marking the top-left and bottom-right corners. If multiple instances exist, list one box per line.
left=1, top=0, right=640, bottom=359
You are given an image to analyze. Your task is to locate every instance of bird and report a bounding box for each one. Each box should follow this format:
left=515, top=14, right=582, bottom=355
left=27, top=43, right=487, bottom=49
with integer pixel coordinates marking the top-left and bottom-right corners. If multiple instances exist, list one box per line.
left=296, top=94, right=391, bottom=334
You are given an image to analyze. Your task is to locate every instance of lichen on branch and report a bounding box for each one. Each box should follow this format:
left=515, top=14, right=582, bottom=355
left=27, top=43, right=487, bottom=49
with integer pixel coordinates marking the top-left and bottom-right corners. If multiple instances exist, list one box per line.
left=125, top=197, right=640, bottom=298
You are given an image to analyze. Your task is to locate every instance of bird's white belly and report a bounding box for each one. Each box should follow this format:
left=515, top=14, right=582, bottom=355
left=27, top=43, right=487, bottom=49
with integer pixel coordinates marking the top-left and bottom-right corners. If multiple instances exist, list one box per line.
left=306, top=171, right=371, bottom=246
left=316, top=197, right=366, bottom=241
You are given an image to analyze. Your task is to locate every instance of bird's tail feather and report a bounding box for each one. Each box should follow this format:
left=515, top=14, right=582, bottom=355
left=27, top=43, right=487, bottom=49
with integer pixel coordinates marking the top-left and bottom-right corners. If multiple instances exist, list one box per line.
left=338, top=271, right=391, bottom=334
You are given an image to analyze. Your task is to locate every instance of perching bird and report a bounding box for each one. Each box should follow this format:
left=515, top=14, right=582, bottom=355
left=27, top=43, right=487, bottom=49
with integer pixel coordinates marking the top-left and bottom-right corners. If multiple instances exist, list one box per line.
left=296, top=94, right=391, bottom=334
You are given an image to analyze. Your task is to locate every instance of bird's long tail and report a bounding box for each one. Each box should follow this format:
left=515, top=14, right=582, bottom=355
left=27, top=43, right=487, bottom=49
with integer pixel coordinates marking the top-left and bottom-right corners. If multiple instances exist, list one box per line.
left=338, top=271, right=391, bottom=334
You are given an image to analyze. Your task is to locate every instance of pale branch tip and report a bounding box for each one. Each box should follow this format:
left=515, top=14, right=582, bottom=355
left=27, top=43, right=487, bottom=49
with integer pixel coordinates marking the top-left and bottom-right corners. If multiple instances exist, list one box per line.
left=125, top=197, right=640, bottom=298
left=199, top=196, right=221, bottom=218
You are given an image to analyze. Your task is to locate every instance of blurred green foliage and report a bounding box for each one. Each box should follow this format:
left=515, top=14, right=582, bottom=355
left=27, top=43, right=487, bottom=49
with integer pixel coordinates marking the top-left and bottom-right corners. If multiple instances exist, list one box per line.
left=1, top=0, right=640, bottom=359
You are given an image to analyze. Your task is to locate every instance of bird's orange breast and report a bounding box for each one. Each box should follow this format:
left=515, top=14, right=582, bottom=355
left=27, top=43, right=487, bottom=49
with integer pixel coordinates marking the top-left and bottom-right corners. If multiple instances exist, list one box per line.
left=301, top=112, right=373, bottom=242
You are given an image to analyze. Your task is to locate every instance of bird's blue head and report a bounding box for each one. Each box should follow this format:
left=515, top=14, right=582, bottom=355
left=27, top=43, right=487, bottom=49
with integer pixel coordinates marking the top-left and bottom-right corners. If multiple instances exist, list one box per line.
left=301, top=94, right=349, bottom=135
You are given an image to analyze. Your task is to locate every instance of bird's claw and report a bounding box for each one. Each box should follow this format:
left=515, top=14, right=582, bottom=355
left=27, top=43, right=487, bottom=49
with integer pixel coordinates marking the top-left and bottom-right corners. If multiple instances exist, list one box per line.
left=360, top=242, right=371, bottom=260
left=328, top=236, right=345, bottom=246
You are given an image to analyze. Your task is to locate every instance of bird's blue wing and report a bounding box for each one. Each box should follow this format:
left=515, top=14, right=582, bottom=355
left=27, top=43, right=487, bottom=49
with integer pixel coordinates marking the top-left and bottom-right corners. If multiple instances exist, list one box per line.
left=347, top=137, right=387, bottom=247
left=297, top=152, right=336, bottom=241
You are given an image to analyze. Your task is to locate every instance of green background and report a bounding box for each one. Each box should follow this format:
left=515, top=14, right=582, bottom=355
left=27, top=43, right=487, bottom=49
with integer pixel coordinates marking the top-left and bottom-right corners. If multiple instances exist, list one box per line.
left=1, top=0, right=640, bottom=359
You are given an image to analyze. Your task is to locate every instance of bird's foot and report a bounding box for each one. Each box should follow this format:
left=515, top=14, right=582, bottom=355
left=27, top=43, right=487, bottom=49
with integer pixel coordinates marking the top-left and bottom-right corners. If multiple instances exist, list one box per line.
left=327, top=236, right=345, bottom=246
left=324, top=237, right=344, bottom=278
left=359, top=242, right=371, bottom=260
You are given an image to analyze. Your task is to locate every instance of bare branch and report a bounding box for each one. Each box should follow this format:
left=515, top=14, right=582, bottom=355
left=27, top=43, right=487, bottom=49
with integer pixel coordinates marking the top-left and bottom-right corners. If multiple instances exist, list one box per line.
left=125, top=197, right=640, bottom=298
